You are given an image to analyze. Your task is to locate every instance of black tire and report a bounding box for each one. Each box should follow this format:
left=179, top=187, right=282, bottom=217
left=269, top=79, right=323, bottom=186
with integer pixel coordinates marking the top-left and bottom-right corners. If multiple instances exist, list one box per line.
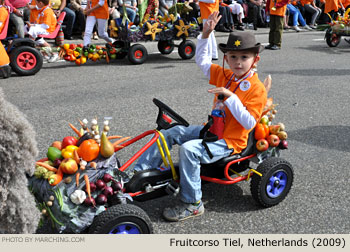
left=158, top=40, right=174, bottom=54
left=250, top=157, right=293, bottom=208
left=326, top=29, right=341, bottom=47
left=9, top=46, right=43, bottom=76
left=178, top=40, right=195, bottom=60
left=127, top=44, right=148, bottom=64
left=113, top=41, right=128, bottom=59
left=89, top=204, right=153, bottom=234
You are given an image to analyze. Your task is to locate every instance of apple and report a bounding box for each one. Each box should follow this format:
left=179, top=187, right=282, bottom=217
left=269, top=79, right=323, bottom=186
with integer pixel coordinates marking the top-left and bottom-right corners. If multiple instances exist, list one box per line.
left=59, top=158, right=78, bottom=175
left=269, top=125, right=280, bottom=135
left=277, top=131, right=288, bottom=140
left=267, top=134, right=280, bottom=147
left=62, top=136, right=78, bottom=149
left=256, top=139, right=269, bottom=152
left=260, top=115, right=269, bottom=125
left=51, top=141, right=62, bottom=150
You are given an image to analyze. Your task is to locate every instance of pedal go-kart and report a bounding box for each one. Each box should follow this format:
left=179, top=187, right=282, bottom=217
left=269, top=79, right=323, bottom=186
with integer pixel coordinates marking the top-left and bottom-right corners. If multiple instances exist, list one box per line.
left=325, top=9, right=350, bottom=47
left=29, top=99, right=293, bottom=234
left=0, top=12, right=43, bottom=76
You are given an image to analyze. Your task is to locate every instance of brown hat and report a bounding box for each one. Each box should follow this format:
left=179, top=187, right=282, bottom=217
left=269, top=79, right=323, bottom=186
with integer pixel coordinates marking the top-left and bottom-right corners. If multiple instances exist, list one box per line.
left=218, top=31, right=264, bottom=54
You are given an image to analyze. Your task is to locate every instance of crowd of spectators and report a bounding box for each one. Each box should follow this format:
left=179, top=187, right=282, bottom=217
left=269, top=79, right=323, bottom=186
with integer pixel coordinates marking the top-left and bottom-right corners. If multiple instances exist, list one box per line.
left=3, top=0, right=350, bottom=41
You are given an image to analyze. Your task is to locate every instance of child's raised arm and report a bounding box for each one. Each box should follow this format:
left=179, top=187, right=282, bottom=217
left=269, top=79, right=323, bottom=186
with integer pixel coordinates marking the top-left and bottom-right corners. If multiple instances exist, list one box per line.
left=202, top=11, right=221, bottom=39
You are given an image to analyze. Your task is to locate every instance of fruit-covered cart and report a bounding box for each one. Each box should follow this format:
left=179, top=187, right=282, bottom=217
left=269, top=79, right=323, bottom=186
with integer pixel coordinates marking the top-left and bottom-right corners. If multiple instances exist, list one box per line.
left=30, top=87, right=294, bottom=234
left=325, top=9, right=350, bottom=47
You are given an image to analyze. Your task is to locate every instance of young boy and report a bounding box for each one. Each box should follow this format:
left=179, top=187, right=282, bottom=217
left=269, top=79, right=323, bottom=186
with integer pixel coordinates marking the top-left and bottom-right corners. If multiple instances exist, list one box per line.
left=25, top=0, right=59, bottom=62
left=132, top=11, right=267, bottom=222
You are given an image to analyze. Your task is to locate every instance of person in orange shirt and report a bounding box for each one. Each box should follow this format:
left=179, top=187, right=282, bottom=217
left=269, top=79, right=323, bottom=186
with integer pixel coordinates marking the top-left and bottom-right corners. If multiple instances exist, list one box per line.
left=342, top=0, right=350, bottom=9
left=83, top=0, right=115, bottom=46
left=25, top=0, right=59, bottom=62
left=265, top=0, right=288, bottom=50
left=0, top=2, right=11, bottom=78
left=324, top=0, right=344, bottom=21
left=300, top=0, right=321, bottom=28
left=199, top=0, right=220, bottom=60
left=132, top=11, right=267, bottom=222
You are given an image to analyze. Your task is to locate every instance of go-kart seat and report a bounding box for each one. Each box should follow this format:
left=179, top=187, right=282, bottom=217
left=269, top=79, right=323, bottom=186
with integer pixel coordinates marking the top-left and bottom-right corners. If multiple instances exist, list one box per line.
left=201, top=129, right=256, bottom=171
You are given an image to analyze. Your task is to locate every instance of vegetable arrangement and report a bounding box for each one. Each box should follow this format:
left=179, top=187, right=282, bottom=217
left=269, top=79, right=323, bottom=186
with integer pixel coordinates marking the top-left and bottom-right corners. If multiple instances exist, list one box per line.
left=328, top=9, right=350, bottom=34
left=30, top=118, right=132, bottom=233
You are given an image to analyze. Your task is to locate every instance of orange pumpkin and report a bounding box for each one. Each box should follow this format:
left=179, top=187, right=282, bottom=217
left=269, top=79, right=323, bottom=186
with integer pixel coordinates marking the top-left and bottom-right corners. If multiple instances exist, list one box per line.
left=77, top=139, right=100, bottom=161
left=254, top=123, right=267, bottom=140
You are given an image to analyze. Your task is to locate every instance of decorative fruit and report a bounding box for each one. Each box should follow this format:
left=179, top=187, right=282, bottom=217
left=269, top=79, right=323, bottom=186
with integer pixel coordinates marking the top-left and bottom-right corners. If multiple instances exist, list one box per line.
left=62, top=136, right=78, bottom=149
left=96, top=179, right=106, bottom=190
left=266, top=134, right=280, bottom=147
left=103, top=173, right=113, bottom=183
left=61, top=145, right=79, bottom=159
left=254, top=123, right=267, bottom=140
left=278, top=140, right=288, bottom=149
left=77, top=139, right=100, bottom=161
left=51, top=141, right=62, bottom=150
left=84, top=197, right=96, bottom=207
left=47, top=147, right=63, bottom=162
left=111, top=181, right=123, bottom=191
left=262, top=123, right=269, bottom=136
left=96, top=194, right=108, bottom=205
left=277, top=131, right=288, bottom=140
left=268, top=125, right=281, bottom=135
left=277, top=122, right=285, bottom=131
left=59, top=158, right=78, bottom=175
left=100, top=132, right=115, bottom=158
left=63, top=43, right=70, bottom=50
left=103, top=186, right=114, bottom=197
left=256, top=139, right=269, bottom=152
left=260, top=115, right=269, bottom=125
left=84, top=182, right=97, bottom=193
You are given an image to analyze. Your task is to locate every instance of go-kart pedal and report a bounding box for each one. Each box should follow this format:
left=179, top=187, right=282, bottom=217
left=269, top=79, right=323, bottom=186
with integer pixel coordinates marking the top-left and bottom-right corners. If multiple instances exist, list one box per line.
left=165, top=180, right=180, bottom=197
left=125, top=168, right=173, bottom=193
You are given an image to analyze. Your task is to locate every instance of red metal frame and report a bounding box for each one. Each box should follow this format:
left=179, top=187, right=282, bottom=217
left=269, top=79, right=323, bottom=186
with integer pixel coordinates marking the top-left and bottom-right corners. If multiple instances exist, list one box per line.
left=118, top=130, right=159, bottom=172
left=200, top=154, right=257, bottom=185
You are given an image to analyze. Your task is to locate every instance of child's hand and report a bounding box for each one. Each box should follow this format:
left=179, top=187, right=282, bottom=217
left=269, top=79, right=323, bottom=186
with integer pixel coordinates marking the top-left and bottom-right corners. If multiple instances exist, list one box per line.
left=202, top=11, right=221, bottom=39
left=208, top=87, right=234, bottom=98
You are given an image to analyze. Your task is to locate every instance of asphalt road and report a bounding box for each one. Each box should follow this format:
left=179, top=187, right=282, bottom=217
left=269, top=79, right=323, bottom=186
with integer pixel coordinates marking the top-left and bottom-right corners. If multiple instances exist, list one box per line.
left=1, top=28, right=350, bottom=234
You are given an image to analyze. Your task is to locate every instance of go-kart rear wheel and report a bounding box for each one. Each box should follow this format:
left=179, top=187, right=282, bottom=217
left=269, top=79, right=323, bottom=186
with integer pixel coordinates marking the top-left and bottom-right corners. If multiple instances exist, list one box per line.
left=178, top=40, right=195, bottom=60
left=128, top=44, right=148, bottom=64
left=89, top=204, right=153, bottom=234
left=158, top=40, right=174, bottom=54
left=326, top=30, right=341, bottom=47
left=9, top=46, right=43, bottom=76
left=250, top=157, right=293, bottom=208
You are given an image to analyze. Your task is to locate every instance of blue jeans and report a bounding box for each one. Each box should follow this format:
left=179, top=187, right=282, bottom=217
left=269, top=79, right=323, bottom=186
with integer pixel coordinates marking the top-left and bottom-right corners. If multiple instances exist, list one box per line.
left=134, top=125, right=233, bottom=203
left=287, top=4, right=306, bottom=27
left=62, top=7, right=76, bottom=37
left=119, top=7, right=138, bottom=23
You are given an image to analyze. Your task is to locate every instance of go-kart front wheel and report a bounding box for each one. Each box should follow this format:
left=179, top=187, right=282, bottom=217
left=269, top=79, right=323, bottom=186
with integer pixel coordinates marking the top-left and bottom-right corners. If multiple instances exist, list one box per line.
left=128, top=44, right=148, bottom=64
left=9, top=46, right=43, bottom=76
left=158, top=40, right=174, bottom=54
left=89, top=204, right=153, bottom=234
left=250, top=157, right=293, bottom=208
left=325, top=29, right=341, bottom=47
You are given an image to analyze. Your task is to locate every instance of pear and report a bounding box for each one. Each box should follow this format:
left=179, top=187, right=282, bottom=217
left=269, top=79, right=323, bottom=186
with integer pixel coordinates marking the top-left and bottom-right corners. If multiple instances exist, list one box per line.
left=100, top=132, right=114, bottom=158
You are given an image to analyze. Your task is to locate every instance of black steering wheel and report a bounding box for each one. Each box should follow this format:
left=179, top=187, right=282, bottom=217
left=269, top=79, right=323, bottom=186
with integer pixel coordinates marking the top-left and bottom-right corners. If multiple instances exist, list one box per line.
left=153, top=98, right=189, bottom=130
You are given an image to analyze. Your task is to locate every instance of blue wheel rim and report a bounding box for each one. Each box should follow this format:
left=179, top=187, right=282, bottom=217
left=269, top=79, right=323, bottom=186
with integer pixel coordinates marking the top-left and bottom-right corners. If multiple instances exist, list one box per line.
left=266, top=170, right=287, bottom=198
left=109, top=223, right=142, bottom=234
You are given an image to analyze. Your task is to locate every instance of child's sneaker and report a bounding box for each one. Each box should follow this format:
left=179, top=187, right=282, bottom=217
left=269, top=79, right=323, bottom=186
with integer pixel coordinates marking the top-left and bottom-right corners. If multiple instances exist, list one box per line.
left=162, top=200, right=204, bottom=222
left=302, top=25, right=313, bottom=31
left=48, top=53, right=59, bottom=63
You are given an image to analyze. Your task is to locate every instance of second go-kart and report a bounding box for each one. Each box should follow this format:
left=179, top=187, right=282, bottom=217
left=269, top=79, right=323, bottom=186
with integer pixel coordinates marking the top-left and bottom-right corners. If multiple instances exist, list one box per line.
left=30, top=98, right=293, bottom=234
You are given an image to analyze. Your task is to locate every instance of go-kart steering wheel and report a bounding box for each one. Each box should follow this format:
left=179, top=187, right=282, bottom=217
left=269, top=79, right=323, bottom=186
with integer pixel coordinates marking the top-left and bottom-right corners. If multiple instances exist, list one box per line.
left=153, top=98, right=189, bottom=130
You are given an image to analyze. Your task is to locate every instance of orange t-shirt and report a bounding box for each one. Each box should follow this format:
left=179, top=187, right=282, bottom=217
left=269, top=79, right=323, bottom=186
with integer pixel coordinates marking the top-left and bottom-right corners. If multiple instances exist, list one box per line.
left=199, top=0, right=220, bottom=20
left=342, top=0, right=350, bottom=8
left=30, top=5, right=57, bottom=33
left=0, top=6, right=9, bottom=33
left=89, top=0, right=109, bottom=19
left=299, top=0, right=313, bottom=6
left=209, top=65, right=267, bottom=154
left=0, top=41, right=10, bottom=67
left=29, top=0, right=40, bottom=24
left=269, top=0, right=287, bottom=17
left=324, top=0, right=341, bottom=13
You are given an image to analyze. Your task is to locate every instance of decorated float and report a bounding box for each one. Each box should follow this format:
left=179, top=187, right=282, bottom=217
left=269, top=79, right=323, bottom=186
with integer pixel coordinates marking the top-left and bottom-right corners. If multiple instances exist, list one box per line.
left=324, top=8, right=350, bottom=47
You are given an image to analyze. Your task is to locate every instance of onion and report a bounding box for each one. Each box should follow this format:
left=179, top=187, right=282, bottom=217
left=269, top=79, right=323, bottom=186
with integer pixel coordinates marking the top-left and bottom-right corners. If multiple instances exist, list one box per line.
left=84, top=197, right=96, bottom=207
left=96, top=179, right=106, bottom=190
left=84, top=182, right=97, bottom=193
left=53, top=158, right=62, bottom=168
left=111, top=181, right=123, bottom=191
left=96, top=194, right=108, bottom=205
left=279, top=140, right=288, bottom=150
left=102, top=173, right=113, bottom=183
left=103, top=186, right=114, bottom=197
